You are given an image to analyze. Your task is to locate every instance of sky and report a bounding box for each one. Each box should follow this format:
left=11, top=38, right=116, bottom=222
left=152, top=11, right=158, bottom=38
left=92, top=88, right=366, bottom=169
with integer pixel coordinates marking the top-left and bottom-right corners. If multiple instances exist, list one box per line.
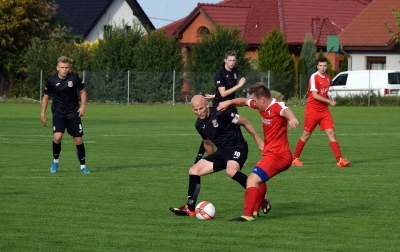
left=137, top=0, right=222, bottom=29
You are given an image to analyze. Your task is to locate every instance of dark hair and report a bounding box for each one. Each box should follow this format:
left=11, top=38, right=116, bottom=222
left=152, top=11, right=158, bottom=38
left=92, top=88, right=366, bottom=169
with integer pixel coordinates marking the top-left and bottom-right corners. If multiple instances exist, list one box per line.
left=225, top=51, right=237, bottom=59
left=317, top=56, right=328, bottom=64
left=248, top=82, right=271, bottom=99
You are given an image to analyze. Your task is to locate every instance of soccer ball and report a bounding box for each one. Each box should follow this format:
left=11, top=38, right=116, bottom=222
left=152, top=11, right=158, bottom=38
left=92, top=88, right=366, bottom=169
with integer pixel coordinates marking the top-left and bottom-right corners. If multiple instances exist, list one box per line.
left=195, top=201, right=215, bottom=220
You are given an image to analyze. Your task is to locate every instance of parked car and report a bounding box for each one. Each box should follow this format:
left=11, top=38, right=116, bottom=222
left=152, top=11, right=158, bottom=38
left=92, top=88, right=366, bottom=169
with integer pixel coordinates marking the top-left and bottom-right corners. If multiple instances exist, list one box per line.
left=329, top=70, right=400, bottom=98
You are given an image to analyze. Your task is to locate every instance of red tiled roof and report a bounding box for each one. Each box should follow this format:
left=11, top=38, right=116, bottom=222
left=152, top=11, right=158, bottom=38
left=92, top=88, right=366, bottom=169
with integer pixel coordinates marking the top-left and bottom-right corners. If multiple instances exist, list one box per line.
left=161, top=0, right=370, bottom=47
left=282, top=0, right=369, bottom=46
left=340, top=0, right=400, bottom=46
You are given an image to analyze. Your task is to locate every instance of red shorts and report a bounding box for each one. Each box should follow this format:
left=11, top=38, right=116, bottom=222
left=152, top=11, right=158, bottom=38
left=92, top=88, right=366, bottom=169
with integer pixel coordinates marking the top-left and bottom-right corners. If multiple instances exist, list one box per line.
left=252, top=150, right=292, bottom=182
left=304, top=109, right=334, bottom=132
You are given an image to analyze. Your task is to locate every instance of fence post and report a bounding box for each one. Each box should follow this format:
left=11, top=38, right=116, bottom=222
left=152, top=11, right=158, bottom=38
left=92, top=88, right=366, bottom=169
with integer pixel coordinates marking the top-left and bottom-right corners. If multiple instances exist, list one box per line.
left=173, top=71, right=175, bottom=106
left=267, top=70, right=270, bottom=89
left=127, top=70, right=130, bottom=106
left=39, top=70, right=43, bottom=103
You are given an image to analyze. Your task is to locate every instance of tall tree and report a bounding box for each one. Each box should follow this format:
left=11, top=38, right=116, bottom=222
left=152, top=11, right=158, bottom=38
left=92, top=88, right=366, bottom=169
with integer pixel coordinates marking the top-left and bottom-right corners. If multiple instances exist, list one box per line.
left=385, top=8, right=400, bottom=43
left=339, top=55, right=348, bottom=73
left=131, top=30, right=184, bottom=102
left=297, top=56, right=308, bottom=99
left=0, top=0, right=57, bottom=72
left=258, top=27, right=296, bottom=99
left=300, top=33, right=317, bottom=79
left=186, top=25, right=250, bottom=94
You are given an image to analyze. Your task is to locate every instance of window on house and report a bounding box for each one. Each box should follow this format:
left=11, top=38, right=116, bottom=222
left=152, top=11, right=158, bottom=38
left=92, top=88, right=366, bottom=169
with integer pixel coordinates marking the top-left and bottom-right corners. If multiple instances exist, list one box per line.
left=197, top=26, right=210, bottom=39
left=366, top=56, right=386, bottom=70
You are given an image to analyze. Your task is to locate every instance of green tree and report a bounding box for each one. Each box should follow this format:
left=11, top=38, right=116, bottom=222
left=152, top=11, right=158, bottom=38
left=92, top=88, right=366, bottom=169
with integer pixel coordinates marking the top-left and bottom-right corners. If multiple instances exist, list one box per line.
left=131, top=30, right=184, bottom=102
left=385, top=8, right=400, bottom=43
left=292, top=54, right=299, bottom=98
left=257, top=27, right=296, bottom=99
left=0, top=0, right=58, bottom=72
left=339, top=55, right=348, bottom=73
left=89, top=21, right=145, bottom=102
left=24, top=38, right=95, bottom=99
left=186, top=25, right=250, bottom=95
left=300, top=33, right=317, bottom=79
left=297, top=56, right=308, bottom=99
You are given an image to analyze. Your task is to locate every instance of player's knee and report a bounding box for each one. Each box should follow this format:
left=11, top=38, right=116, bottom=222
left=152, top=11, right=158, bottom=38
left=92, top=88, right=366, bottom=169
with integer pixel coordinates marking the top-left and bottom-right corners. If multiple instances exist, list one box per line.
left=225, top=167, right=239, bottom=178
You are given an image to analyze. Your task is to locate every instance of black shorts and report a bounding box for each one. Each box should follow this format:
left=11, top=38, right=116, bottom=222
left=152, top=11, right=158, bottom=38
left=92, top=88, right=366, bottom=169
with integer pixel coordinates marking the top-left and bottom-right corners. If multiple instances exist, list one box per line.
left=53, top=115, right=84, bottom=137
left=204, top=146, right=248, bottom=173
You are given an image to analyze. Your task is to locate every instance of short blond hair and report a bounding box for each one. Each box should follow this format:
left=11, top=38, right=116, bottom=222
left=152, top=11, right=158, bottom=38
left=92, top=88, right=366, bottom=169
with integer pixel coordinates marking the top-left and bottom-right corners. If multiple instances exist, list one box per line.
left=57, top=56, right=70, bottom=64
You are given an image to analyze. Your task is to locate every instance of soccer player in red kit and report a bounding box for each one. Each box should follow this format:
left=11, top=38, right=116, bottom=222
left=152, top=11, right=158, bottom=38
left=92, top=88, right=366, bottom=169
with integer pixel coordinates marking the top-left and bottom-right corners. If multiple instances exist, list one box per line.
left=218, top=82, right=299, bottom=222
left=292, top=57, right=350, bottom=168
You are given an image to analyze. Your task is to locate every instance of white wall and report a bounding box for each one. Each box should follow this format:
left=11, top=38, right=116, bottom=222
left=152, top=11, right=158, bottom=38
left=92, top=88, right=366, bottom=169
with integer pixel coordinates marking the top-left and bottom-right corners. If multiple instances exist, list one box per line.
left=86, top=0, right=147, bottom=42
left=348, top=51, right=400, bottom=71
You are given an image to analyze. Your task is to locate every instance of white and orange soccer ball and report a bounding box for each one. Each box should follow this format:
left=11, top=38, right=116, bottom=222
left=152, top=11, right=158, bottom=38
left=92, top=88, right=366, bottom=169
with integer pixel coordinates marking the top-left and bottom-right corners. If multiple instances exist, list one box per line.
left=195, top=201, right=215, bottom=220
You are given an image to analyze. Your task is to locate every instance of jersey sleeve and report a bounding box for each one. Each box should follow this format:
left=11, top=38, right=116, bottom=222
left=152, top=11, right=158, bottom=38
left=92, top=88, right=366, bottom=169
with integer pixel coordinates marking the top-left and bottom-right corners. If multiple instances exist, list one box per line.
left=247, top=99, right=258, bottom=109
left=219, top=110, right=240, bottom=124
left=75, top=76, right=85, bottom=91
left=309, top=73, right=318, bottom=92
left=44, top=78, right=53, bottom=95
left=214, top=69, right=225, bottom=88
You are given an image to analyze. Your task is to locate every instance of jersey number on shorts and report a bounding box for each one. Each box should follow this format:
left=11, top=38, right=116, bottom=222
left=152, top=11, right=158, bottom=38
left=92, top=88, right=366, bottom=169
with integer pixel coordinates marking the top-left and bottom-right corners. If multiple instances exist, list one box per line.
left=233, top=151, right=241, bottom=159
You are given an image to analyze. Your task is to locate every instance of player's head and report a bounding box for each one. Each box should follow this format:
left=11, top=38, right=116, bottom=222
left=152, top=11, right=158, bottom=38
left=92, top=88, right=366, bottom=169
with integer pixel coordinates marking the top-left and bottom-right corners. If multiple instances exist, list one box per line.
left=316, top=56, right=328, bottom=75
left=224, top=51, right=237, bottom=70
left=57, top=56, right=71, bottom=79
left=248, top=82, right=272, bottom=111
left=191, top=95, right=209, bottom=120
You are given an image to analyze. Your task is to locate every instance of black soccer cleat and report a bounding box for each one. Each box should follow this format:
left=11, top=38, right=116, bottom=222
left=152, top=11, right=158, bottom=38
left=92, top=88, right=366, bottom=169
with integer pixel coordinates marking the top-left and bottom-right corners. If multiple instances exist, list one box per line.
left=261, top=197, right=271, bottom=215
left=228, top=216, right=254, bottom=222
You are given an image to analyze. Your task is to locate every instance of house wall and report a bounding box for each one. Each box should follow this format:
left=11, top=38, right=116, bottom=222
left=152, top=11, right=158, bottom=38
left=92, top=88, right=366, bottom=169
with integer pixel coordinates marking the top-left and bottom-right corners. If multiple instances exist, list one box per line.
left=86, top=0, right=147, bottom=42
left=180, top=14, right=214, bottom=44
left=347, top=51, right=400, bottom=71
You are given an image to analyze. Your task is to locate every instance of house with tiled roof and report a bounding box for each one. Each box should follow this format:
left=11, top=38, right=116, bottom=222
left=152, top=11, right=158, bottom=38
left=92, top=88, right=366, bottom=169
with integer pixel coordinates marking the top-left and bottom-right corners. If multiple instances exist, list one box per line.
left=161, top=0, right=370, bottom=70
left=55, top=0, right=155, bottom=42
left=339, top=0, right=400, bottom=70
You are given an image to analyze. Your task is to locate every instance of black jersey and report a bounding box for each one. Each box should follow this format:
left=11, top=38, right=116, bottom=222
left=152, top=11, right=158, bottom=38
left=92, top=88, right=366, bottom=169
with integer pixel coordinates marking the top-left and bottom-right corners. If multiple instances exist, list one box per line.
left=195, top=107, right=248, bottom=150
left=45, top=73, right=85, bottom=119
left=213, top=66, right=239, bottom=108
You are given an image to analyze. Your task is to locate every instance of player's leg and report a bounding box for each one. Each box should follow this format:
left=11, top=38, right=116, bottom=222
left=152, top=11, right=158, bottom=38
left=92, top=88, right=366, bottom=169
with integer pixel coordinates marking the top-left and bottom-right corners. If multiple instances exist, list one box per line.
left=170, top=157, right=216, bottom=216
left=320, top=113, right=350, bottom=167
left=50, top=116, right=65, bottom=173
left=229, top=151, right=292, bottom=222
left=225, top=147, right=248, bottom=188
left=67, top=116, right=90, bottom=174
left=293, top=111, right=319, bottom=166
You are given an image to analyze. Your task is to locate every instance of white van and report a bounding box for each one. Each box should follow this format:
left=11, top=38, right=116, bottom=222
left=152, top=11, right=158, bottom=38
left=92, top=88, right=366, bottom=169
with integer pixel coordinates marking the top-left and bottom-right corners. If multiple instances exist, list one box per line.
left=329, top=70, right=400, bottom=98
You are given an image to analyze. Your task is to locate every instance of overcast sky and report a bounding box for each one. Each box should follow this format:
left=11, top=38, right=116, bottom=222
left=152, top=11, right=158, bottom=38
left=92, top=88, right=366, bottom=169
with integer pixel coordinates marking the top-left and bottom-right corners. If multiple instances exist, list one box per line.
left=137, top=0, right=221, bottom=29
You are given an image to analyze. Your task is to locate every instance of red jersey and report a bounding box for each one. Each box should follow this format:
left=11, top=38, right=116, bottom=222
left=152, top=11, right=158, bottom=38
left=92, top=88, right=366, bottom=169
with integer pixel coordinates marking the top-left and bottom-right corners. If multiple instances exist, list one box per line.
left=247, top=98, right=290, bottom=155
left=306, top=71, right=331, bottom=112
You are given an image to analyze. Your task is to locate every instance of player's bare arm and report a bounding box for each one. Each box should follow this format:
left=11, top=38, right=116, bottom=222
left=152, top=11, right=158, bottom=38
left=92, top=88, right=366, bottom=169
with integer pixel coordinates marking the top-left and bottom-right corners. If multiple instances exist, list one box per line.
left=282, top=108, right=299, bottom=129
left=78, top=89, right=87, bottom=117
left=40, top=94, right=50, bottom=126
left=311, top=91, right=337, bottom=107
left=203, top=139, right=214, bottom=155
left=217, top=98, right=247, bottom=111
left=237, top=116, right=264, bottom=151
left=218, top=77, right=246, bottom=97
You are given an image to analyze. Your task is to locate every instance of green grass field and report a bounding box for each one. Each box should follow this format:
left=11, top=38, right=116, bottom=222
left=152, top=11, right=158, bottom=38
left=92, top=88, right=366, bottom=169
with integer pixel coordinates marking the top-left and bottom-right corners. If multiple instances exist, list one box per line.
left=1, top=103, right=399, bottom=251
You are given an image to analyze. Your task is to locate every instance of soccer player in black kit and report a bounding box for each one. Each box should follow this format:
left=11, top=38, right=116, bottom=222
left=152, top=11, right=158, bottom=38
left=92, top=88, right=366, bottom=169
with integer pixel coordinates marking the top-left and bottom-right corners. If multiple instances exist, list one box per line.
left=194, top=51, right=246, bottom=163
left=170, top=95, right=264, bottom=216
left=40, top=56, right=90, bottom=174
